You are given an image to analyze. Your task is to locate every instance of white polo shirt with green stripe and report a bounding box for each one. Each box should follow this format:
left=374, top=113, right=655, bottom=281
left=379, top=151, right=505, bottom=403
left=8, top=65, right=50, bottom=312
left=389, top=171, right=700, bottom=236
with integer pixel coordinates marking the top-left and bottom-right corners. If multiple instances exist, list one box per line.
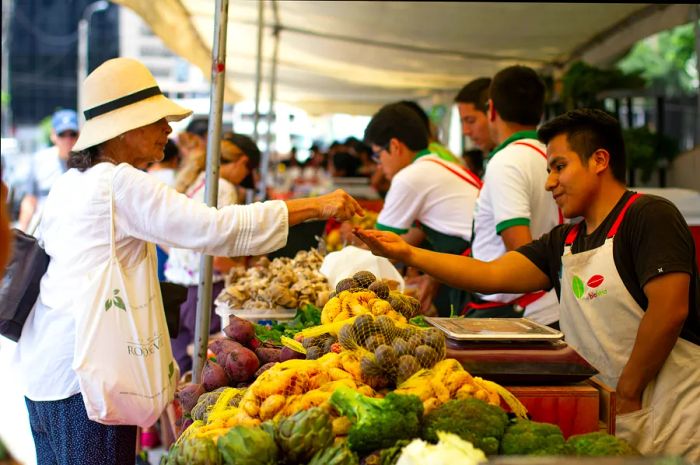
left=376, top=150, right=478, bottom=243
left=472, top=130, right=560, bottom=323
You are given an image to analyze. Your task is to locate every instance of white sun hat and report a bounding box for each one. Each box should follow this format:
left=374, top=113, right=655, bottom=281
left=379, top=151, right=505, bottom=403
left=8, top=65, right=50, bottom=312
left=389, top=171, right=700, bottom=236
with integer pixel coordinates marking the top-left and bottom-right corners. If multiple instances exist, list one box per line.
left=73, top=57, right=192, bottom=152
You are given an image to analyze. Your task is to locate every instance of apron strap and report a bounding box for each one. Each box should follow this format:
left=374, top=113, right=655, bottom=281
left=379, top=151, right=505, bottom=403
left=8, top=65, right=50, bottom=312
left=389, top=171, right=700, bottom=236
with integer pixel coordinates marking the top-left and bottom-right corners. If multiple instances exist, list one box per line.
left=420, top=157, right=483, bottom=190
left=607, top=193, right=641, bottom=238
left=564, top=193, right=642, bottom=246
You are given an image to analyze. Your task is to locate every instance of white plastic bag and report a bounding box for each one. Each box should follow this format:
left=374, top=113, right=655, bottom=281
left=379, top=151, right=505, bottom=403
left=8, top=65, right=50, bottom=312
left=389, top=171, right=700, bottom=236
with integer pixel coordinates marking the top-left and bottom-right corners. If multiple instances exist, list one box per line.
left=72, top=181, right=177, bottom=427
left=320, top=246, right=404, bottom=291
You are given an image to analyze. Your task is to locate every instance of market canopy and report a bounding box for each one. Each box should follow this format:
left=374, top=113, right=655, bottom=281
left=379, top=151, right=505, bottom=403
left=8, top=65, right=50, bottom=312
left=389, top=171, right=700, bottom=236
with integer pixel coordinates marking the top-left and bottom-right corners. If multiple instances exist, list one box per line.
left=112, top=1, right=694, bottom=115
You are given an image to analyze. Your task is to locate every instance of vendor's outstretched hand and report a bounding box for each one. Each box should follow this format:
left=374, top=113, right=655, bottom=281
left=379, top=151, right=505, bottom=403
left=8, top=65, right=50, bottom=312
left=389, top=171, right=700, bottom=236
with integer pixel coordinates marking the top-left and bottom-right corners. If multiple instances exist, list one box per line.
left=353, top=228, right=411, bottom=262
left=318, top=189, right=364, bottom=221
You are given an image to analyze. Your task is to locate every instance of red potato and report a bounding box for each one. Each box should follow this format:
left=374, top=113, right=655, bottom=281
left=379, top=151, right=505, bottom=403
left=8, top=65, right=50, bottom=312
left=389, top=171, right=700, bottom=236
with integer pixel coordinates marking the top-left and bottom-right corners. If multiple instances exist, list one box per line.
left=254, top=362, right=277, bottom=378
left=223, top=315, right=256, bottom=347
left=279, top=346, right=305, bottom=362
left=208, top=338, right=243, bottom=361
left=223, top=346, right=260, bottom=383
left=201, top=360, right=229, bottom=391
left=177, top=383, right=205, bottom=414
left=255, top=347, right=282, bottom=365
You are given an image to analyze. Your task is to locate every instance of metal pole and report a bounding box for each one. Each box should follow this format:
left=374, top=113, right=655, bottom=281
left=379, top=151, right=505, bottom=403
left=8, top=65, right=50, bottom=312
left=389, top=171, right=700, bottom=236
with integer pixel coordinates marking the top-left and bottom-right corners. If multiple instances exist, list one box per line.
left=259, top=1, right=280, bottom=200
left=192, top=0, right=230, bottom=382
left=693, top=5, right=700, bottom=146
left=1, top=0, right=13, bottom=137
left=77, top=0, right=108, bottom=124
left=252, top=0, right=264, bottom=143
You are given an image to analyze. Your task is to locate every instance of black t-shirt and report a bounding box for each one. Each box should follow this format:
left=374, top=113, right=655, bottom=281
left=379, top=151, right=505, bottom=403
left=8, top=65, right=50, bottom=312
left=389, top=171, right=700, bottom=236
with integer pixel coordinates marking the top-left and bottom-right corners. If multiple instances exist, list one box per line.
left=518, top=190, right=700, bottom=345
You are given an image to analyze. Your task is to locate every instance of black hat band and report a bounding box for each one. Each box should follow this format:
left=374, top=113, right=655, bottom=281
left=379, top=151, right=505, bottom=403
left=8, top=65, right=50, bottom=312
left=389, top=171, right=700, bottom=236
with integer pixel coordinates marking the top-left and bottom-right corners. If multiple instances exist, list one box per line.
left=84, top=86, right=162, bottom=120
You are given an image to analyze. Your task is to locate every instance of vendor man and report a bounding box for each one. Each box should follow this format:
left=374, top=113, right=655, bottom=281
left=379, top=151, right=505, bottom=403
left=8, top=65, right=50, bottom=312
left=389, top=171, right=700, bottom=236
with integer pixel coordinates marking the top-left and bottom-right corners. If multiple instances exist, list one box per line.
left=466, top=65, right=560, bottom=327
left=365, top=103, right=482, bottom=315
left=355, top=108, right=700, bottom=460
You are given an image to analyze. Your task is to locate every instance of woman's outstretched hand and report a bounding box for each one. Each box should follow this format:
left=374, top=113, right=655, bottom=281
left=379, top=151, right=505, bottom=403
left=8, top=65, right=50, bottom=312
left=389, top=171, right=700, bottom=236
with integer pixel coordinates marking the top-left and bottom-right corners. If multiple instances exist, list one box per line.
left=317, top=189, right=364, bottom=221
left=353, top=228, right=412, bottom=263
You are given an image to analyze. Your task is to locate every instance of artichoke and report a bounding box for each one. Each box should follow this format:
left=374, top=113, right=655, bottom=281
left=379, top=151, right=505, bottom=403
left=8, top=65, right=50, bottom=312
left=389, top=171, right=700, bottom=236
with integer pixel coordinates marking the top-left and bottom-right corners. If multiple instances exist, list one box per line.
left=217, top=425, right=278, bottom=465
left=275, top=407, right=334, bottom=463
left=308, top=443, right=359, bottom=465
left=175, top=437, right=221, bottom=465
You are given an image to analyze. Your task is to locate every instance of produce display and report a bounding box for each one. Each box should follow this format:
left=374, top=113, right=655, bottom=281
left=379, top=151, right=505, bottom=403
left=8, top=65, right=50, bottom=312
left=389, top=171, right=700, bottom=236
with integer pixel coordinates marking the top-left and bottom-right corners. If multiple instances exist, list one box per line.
left=322, top=271, right=421, bottom=325
left=218, top=249, right=331, bottom=310
left=165, top=254, right=642, bottom=465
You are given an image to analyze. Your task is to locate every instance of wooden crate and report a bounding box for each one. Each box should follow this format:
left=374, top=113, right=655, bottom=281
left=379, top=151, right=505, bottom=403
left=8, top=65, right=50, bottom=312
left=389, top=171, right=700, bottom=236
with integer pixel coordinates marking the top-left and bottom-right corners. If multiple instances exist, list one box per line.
left=505, top=383, right=600, bottom=438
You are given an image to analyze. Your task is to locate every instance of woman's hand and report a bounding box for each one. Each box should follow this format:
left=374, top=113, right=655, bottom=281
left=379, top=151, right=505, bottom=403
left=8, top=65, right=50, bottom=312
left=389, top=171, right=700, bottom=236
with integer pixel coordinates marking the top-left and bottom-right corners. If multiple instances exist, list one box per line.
left=353, top=228, right=412, bottom=263
left=316, top=189, right=364, bottom=221
left=285, top=189, right=363, bottom=226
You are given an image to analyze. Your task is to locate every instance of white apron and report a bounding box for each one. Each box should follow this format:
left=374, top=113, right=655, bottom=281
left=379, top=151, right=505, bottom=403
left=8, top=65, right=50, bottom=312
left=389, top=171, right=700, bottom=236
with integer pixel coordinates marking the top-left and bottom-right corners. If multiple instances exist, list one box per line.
left=559, top=194, right=700, bottom=461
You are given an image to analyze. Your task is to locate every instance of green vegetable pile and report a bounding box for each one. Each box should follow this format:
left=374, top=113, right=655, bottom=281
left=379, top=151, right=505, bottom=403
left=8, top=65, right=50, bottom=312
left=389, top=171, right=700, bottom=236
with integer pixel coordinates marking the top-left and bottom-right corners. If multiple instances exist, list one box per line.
left=254, top=305, right=322, bottom=344
left=329, top=385, right=423, bottom=454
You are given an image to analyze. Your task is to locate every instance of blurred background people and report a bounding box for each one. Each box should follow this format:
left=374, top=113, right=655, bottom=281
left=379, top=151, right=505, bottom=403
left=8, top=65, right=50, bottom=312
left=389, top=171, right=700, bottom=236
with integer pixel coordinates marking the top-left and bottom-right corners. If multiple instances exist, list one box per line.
left=17, top=109, right=80, bottom=231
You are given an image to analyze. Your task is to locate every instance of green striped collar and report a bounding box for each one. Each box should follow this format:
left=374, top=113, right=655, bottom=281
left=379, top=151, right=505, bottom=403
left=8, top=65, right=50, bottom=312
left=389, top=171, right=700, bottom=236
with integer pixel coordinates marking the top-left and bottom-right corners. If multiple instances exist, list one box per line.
left=488, top=129, right=539, bottom=160
left=412, top=148, right=432, bottom=163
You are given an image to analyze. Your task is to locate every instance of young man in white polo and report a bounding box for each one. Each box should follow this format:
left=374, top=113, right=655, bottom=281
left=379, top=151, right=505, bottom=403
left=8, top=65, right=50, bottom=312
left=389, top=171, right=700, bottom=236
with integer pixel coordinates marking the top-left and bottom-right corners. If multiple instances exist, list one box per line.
left=466, top=65, right=561, bottom=327
left=364, top=103, right=482, bottom=315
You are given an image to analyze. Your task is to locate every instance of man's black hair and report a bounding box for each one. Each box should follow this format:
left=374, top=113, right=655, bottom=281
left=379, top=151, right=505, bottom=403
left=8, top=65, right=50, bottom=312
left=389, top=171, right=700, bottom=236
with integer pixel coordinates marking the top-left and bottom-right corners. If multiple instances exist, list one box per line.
left=398, top=101, right=431, bottom=134
left=490, top=66, right=545, bottom=126
left=538, top=108, right=627, bottom=183
left=185, top=118, right=209, bottom=138
left=364, top=102, right=429, bottom=151
left=454, top=77, right=491, bottom=111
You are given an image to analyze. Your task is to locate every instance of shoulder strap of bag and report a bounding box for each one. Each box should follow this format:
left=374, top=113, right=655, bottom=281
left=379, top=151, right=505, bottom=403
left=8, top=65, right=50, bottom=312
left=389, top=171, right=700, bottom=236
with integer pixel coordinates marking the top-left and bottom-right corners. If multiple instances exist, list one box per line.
left=110, top=169, right=117, bottom=259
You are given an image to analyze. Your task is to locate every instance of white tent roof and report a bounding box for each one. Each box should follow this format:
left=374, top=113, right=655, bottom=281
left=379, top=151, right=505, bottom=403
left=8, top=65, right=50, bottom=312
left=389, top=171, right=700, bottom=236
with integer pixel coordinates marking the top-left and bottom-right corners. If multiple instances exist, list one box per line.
left=113, top=1, right=694, bottom=115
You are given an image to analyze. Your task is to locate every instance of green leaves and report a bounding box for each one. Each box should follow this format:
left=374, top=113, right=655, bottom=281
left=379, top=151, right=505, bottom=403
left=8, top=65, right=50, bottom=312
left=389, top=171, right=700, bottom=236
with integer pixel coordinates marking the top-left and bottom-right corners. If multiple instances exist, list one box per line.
left=572, top=276, right=585, bottom=299
left=105, top=289, right=127, bottom=311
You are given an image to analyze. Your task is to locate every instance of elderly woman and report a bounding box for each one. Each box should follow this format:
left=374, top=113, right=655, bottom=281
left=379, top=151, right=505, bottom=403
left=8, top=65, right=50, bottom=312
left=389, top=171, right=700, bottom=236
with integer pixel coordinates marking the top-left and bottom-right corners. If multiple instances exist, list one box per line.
left=11, top=57, right=362, bottom=465
left=165, top=137, right=257, bottom=372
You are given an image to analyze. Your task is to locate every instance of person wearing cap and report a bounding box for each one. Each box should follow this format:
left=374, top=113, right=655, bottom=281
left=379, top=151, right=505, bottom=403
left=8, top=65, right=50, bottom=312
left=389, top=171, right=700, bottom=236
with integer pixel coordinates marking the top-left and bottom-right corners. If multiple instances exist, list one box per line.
left=165, top=136, right=259, bottom=372
left=365, top=102, right=481, bottom=316
left=355, top=109, right=700, bottom=460
left=11, top=57, right=363, bottom=464
left=464, top=66, right=561, bottom=327
left=17, top=109, right=80, bottom=231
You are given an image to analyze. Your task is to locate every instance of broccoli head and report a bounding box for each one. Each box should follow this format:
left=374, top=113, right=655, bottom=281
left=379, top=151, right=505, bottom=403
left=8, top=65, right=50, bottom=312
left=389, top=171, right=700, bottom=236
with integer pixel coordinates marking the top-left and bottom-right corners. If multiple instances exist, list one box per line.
left=565, top=432, right=641, bottom=457
left=421, top=398, right=508, bottom=455
left=500, top=418, right=566, bottom=455
left=329, top=385, right=423, bottom=454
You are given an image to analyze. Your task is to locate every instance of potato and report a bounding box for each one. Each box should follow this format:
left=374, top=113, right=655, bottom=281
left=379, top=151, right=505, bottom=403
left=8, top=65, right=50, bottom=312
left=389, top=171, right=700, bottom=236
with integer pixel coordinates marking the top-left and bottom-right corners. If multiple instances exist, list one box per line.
left=176, top=383, right=205, bottom=414
left=255, top=362, right=277, bottom=378
left=223, top=346, right=260, bottom=383
left=208, top=338, right=243, bottom=361
left=223, top=315, right=256, bottom=347
left=279, top=346, right=305, bottom=362
left=201, top=360, right=229, bottom=391
left=255, top=347, right=282, bottom=365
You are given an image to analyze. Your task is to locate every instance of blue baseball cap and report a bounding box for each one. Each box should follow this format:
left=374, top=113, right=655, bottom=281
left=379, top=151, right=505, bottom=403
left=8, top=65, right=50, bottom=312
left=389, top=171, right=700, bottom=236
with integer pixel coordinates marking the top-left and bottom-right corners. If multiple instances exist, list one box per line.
left=51, top=109, right=79, bottom=134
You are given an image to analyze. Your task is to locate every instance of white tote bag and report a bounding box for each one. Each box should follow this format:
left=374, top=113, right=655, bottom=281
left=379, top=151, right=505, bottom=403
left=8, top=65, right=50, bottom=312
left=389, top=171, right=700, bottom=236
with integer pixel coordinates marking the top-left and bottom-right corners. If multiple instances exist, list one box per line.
left=72, top=179, right=177, bottom=427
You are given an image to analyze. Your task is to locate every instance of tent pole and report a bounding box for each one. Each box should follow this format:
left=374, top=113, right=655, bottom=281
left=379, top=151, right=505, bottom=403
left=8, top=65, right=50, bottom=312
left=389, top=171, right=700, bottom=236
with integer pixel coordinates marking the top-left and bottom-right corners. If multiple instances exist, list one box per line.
left=252, top=0, right=265, bottom=143
left=260, top=0, right=280, bottom=199
left=694, top=5, right=700, bottom=145
left=192, top=0, right=230, bottom=383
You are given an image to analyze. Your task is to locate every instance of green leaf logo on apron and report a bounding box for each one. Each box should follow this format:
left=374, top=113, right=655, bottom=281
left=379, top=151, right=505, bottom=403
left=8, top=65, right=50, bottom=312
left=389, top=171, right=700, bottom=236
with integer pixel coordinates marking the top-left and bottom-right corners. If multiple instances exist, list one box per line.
left=572, top=275, right=585, bottom=299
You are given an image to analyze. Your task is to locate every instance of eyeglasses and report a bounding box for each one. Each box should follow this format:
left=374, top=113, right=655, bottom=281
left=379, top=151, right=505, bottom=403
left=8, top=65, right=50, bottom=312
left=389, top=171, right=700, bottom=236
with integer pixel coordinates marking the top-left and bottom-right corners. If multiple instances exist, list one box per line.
left=58, top=131, right=78, bottom=138
left=371, top=143, right=390, bottom=163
